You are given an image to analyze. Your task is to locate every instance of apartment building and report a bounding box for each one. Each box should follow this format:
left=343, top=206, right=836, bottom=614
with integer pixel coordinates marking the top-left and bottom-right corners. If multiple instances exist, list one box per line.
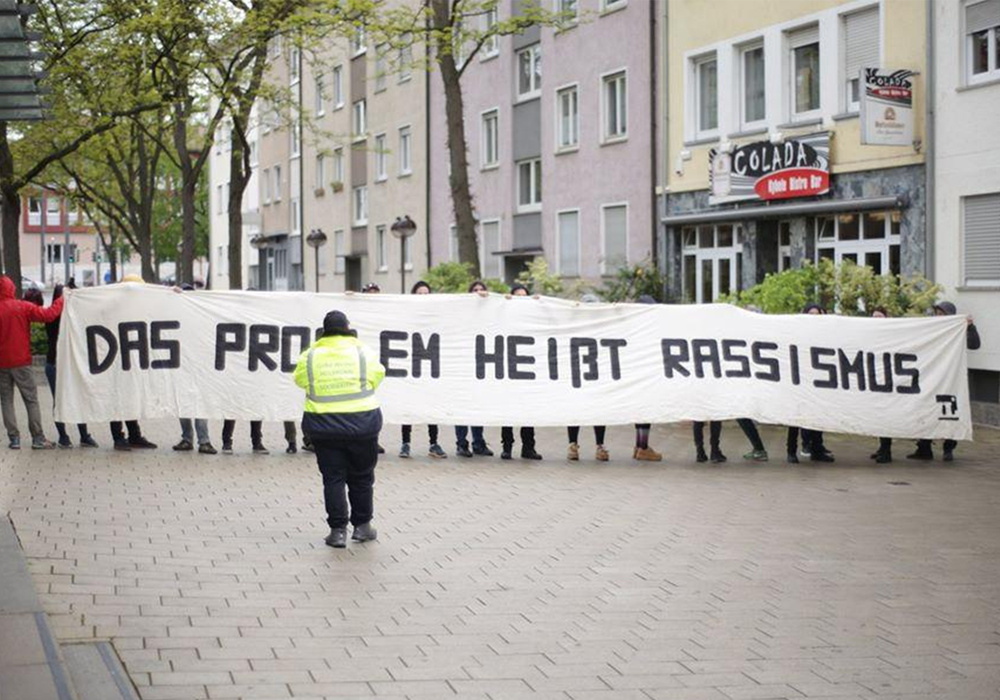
left=428, top=0, right=661, bottom=284
left=662, top=0, right=927, bottom=303
left=932, top=0, right=1000, bottom=424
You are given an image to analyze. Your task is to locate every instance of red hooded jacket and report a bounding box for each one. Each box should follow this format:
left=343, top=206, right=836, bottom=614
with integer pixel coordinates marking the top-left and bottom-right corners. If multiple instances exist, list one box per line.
left=0, top=276, right=64, bottom=369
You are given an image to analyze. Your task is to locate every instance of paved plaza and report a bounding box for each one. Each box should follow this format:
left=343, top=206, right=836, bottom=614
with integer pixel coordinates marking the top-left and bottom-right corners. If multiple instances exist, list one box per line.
left=2, top=392, right=1000, bottom=700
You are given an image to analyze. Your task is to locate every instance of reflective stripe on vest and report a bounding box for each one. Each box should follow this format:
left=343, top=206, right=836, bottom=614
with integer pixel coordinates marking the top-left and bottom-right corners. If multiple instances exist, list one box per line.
left=306, top=345, right=374, bottom=403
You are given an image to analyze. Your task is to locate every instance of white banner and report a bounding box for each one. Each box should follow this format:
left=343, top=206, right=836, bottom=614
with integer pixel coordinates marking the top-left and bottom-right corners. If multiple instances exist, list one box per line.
left=55, top=285, right=973, bottom=440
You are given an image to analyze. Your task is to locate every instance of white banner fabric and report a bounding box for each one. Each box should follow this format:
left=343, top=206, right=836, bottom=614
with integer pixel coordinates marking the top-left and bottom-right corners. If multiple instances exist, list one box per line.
left=54, top=285, right=973, bottom=440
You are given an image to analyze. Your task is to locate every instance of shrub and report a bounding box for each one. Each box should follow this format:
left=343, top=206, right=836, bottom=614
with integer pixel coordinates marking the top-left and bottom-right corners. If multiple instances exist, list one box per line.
left=423, top=261, right=506, bottom=294
left=598, top=260, right=668, bottom=303
left=515, top=257, right=563, bottom=296
left=31, top=324, right=48, bottom=358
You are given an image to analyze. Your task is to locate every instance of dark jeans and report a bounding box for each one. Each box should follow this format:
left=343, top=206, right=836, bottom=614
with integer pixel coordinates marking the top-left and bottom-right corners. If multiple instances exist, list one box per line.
left=737, top=418, right=765, bottom=452
left=693, top=421, right=721, bottom=450
left=313, top=437, right=378, bottom=530
left=402, top=424, right=438, bottom=445
left=915, top=438, right=957, bottom=454
left=110, top=420, right=142, bottom=443
left=501, top=426, right=535, bottom=452
left=787, top=427, right=827, bottom=455
left=455, top=426, right=486, bottom=450
left=567, top=426, right=606, bottom=444
left=44, top=363, right=89, bottom=442
left=222, top=420, right=263, bottom=447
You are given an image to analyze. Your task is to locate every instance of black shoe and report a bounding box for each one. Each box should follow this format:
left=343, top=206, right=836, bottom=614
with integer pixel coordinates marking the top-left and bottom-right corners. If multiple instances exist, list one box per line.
left=875, top=451, right=892, bottom=464
left=710, top=449, right=727, bottom=463
left=325, top=528, right=347, bottom=548
left=473, top=445, right=494, bottom=457
left=399, top=443, right=411, bottom=459
left=811, top=451, right=835, bottom=463
left=906, top=449, right=934, bottom=461
left=130, top=437, right=158, bottom=449
left=943, top=449, right=954, bottom=462
left=376, top=444, right=384, bottom=454
left=252, top=443, right=270, bottom=455
left=352, top=523, right=377, bottom=542
left=695, top=447, right=708, bottom=463
left=79, top=435, right=99, bottom=448
left=500, top=449, right=512, bottom=460
left=114, top=439, right=132, bottom=452
left=786, top=453, right=799, bottom=464
left=57, top=437, right=73, bottom=449
left=304, top=443, right=315, bottom=453
left=456, top=444, right=474, bottom=458
left=521, top=449, right=543, bottom=460
left=199, top=443, right=218, bottom=455
left=173, top=439, right=193, bottom=452
left=222, top=442, right=233, bottom=454
left=286, top=442, right=297, bottom=454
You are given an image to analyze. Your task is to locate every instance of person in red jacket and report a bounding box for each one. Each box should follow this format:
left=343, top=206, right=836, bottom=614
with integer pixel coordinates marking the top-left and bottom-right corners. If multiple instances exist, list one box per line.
left=0, top=275, right=64, bottom=450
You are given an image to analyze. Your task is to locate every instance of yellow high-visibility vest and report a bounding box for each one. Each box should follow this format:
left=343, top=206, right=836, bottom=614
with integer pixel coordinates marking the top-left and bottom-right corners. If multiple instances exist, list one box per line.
left=293, top=335, right=385, bottom=414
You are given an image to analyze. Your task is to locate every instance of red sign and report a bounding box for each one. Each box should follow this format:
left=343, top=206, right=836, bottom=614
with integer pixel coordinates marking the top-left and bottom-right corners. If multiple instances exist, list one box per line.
left=754, top=168, right=830, bottom=200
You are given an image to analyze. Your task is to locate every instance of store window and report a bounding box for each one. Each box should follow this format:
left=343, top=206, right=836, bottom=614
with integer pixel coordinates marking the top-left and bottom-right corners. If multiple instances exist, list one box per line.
left=681, top=224, right=744, bottom=303
left=814, top=211, right=901, bottom=275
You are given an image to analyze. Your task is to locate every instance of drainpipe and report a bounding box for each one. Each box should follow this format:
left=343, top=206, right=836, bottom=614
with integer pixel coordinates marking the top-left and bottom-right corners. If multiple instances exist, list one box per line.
left=298, top=31, right=306, bottom=290
left=425, top=18, right=432, bottom=274
left=924, top=0, right=935, bottom=281
left=656, top=0, right=669, bottom=298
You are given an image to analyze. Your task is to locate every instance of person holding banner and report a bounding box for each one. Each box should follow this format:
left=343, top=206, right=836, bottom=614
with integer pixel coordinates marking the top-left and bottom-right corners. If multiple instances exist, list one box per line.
left=693, top=421, right=726, bottom=463
left=633, top=295, right=662, bottom=462
left=869, top=308, right=894, bottom=464
left=786, top=304, right=835, bottom=464
left=501, top=284, right=542, bottom=461
left=455, top=281, right=495, bottom=458
left=567, top=294, right=609, bottom=462
left=294, top=310, right=385, bottom=548
left=399, top=281, right=447, bottom=459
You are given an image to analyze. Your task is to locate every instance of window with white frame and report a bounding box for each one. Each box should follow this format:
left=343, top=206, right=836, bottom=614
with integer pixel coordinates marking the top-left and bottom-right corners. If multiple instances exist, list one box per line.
left=788, top=25, right=821, bottom=118
left=603, top=70, right=628, bottom=141
left=332, top=147, right=344, bottom=183
left=333, top=229, right=345, bottom=274
left=45, top=196, right=59, bottom=225
left=261, top=99, right=271, bottom=134
left=481, top=219, right=502, bottom=278
left=557, top=85, right=579, bottom=150
left=778, top=221, right=793, bottom=271
left=694, top=55, right=717, bottom=136
left=398, top=36, right=413, bottom=82
left=273, top=165, right=282, bottom=201
left=314, top=74, right=325, bottom=115
left=517, top=158, right=542, bottom=211
left=966, top=0, right=1000, bottom=83
left=482, top=7, right=499, bottom=58
left=332, top=65, right=344, bottom=108
left=681, top=224, right=744, bottom=303
left=262, top=168, right=271, bottom=203
left=557, top=0, right=579, bottom=23
left=376, top=224, right=388, bottom=271
left=449, top=225, right=459, bottom=262
left=290, top=122, right=300, bottom=157
left=557, top=210, right=580, bottom=277
left=249, top=138, right=258, bottom=166
left=374, top=133, right=388, bottom=181
left=352, top=99, right=366, bottom=139
left=353, top=186, right=368, bottom=226
left=67, top=205, right=79, bottom=225
left=517, top=44, right=542, bottom=99
left=481, top=109, right=499, bottom=168
left=814, top=211, right=901, bottom=276
left=398, top=126, right=412, bottom=175
left=602, top=0, right=626, bottom=11
left=289, top=46, right=300, bottom=84
left=352, top=26, right=367, bottom=56
left=375, top=43, right=388, bottom=91
left=843, top=6, right=879, bottom=111
left=963, top=192, right=1000, bottom=285
left=602, top=204, right=628, bottom=274
left=27, top=196, right=40, bottom=225
left=315, top=154, right=325, bottom=190
left=290, top=197, right=300, bottom=234
left=740, top=43, right=766, bottom=127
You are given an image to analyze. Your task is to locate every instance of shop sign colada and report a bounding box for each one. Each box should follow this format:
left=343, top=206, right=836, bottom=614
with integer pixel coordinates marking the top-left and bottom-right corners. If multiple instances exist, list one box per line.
left=709, top=132, right=830, bottom=205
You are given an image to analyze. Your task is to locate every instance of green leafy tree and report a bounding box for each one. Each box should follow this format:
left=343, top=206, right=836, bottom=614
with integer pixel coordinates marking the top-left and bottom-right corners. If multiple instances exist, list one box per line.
left=424, top=261, right=505, bottom=293
left=516, top=257, right=563, bottom=297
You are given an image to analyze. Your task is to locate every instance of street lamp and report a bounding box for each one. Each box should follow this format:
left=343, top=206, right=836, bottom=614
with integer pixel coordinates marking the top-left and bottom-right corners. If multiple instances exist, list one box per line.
left=390, top=215, right=417, bottom=294
left=306, top=228, right=328, bottom=293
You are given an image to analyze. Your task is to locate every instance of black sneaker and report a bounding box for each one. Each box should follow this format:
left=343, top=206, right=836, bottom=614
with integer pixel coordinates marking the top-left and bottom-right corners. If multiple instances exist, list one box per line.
left=352, top=523, right=377, bottom=542
left=943, top=449, right=955, bottom=462
left=710, top=449, right=727, bottom=463
left=521, top=449, right=543, bottom=460
left=57, top=437, right=73, bottom=449
left=376, top=444, right=384, bottom=454
left=428, top=444, right=447, bottom=459
left=286, top=442, right=297, bottom=455
left=811, top=451, right=835, bottom=463
left=325, top=528, right=347, bottom=548
left=786, top=453, right=799, bottom=464
left=252, top=444, right=270, bottom=455
left=8, top=436, right=20, bottom=450
left=500, top=449, right=512, bottom=460
left=473, top=445, right=494, bottom=457
left=695, top=448, right=708, bottom=463
left=130, top=437, right=158, bottom=449
left=79, top=435, right=99, bottom=448
left=907, top=449, right=934, bottom=461
left=399, top=443, right=411, bottom=459
left=173, top=439, right=194, bottom=452
left=114, top=439, right=132, bottom=452
left=875, top=451, right=892, bottom=464
left=222, top=442, right=233, bottom=455
left=199, top=443, right=218, bottom=455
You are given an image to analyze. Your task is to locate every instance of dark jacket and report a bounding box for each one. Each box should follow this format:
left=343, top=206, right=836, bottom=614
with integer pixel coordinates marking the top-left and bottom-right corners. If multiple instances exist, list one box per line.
left=967, top=324, right=982, bottom=351
left=0, top=276, right=64, bottom=369
left=302, top=409, right=383, bottom=441
left=45, top=318, right=60, bottom=366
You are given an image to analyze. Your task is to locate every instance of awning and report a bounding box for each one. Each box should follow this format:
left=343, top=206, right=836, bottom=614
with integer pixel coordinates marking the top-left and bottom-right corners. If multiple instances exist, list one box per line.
left=661, top=195, right=907, bottom=227
left=0, top=1, right=45, bottom=122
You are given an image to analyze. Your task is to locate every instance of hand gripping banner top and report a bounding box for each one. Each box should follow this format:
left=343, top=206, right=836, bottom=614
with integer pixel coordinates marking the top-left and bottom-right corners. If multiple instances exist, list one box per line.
left=54, top=284, right=973, bottom=440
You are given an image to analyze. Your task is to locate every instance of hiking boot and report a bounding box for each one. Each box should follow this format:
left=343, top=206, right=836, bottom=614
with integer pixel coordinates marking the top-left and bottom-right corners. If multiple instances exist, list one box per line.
left=456, top=444, right=474, bottom=458
left=8, top=436, right=19, bottom=450
left=130, top=437, right=157, bottom=449
left=695, top=447, right=708, bottom=463
left=710, top=448, right=727, bottom=463
left=744, top=449, right=768, bottom=462
left=595, top=445, right=610, bottom=462
left=199, top=443, right=218, bottom=455
left=634, top=447, right=662, bottom=462
left=567, top=442, right=580, bottom=461
left=352, top=523, right=377, bottom=542
left=221, top=442, right=233, bottom=455
left=521, top=449, right=543, bottom=460
left=173, top=439, right=194, bottom=452
left=79, top=435, right=99, bottom=448
left=252, top=443, right=270, bottom=455
left=428, top=444, right=447, bottom=459
left=31, top=437, right=55, bottom=450
left=113, top=438, right=131, bottom=452
left=324, top=528, right=347, bottom=548
left=399, top=442, right=411, bottom=459
left=473, top=444, right=494, bottom=457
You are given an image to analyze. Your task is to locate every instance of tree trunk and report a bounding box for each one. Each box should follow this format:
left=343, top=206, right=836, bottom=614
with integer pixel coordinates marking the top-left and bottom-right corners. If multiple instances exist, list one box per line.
left=228, top=142, right=248, bottom=290
left=0, top=123, right=23, bottom=294
left=432, top=0, right=481, bottom=278
left=173, top=102, right=196, bottom=285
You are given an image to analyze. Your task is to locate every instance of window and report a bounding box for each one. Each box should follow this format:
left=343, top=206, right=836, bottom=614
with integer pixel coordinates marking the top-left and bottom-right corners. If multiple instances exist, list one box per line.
left=261, top=99, right=271, bottom=134
left=741, top=44, right=766, bottom=127
left=352, top=99, right=366, bottom=139
left=603, top=70, right=628, bottom=141
left=273, top=165, right=282, bottom=201
left=398, top=34, right=413, bottom=82
left=27, top=196, right=40, bottom=225
left=289, top=46, right=300, bottom=84
left=557, top=85, right=579, bottom=150
left=332, top=65, right=344, bottom=108
left=333, top=230, right=345, bottom=274
left=67, top=207, right=79, bottom=226
left=557, top=0, right=579, bottom=23
left=217, top=184, right=223, bottom=211
left=680, top=224, right=744, bottom=302
left=481, top=220, right=502, bottom=278
left=778, top=221, right=793, bottom=271
left=789, top=25, right=821, bottom=117
left=290, top=197, right=300, bottom=234
left=449, top=225, right=459, bottom=262
left=375, top=43, right=388, bottom=92
left=398, top=126, right=412, bottom=175
left=517, top=158, right=542, bottom=211
left=694, top=55, right=717, bottom=135
left=966, top=0, right=1000, bottom=82
left=268, top=35, right=281, bottom=59
left=602, top=204, right=628, bottom=274
left=332, top=147, right=344, bottom=183
left=46, top=243, right=63, bottom=264
left=844, top=7, right=879, bottom=110
left=262, top=167, right=271, bottom=203
left=482, top=7, right=499, bottom=58
left=557, top=210, right=580, bottom=277
left=290, top=122, right=300, bottom=157
left=963, top=192, right=1000, bottom=285
left=517, top=44, right=542, bottom=99
left=353, top=186, right=368, bottom=225
left=45, top=196, right=60, bottom=225
left=374, top=133, right=388, bottom=181
left=481, top=109, right=499, bottom=168
left=314, top=74, right=325, bottom=115
left=376, top=225, right=388, bottom=271
left=602, top=0, right=627, bottom=10
left=249, top=138, right=258, bottom=166
left=814, top=211, right=901, bottom=276
left=315, top=154, right=325, bottom=190
left=352, top=26, right=367, bottom=56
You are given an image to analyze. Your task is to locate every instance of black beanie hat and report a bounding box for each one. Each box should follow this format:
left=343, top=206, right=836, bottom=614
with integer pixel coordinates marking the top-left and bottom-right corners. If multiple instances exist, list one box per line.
left=323, top=310, right=351, bottom=336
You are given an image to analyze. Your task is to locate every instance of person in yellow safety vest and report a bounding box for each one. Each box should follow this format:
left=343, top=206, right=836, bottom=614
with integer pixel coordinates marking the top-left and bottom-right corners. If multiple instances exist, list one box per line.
left=294, top=310, right=386, bottom=549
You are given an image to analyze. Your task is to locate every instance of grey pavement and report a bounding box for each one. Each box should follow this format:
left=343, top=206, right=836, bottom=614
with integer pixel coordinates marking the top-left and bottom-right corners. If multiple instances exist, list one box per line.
left=2, top=387, right=1000, bottom=700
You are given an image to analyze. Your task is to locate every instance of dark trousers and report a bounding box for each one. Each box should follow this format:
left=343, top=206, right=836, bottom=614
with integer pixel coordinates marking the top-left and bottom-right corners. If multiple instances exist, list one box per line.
left=501, top=426, right=535, bottom=452
left=110, top=420, right=142, bottom=443
left=222, top=420, right=263, bottom=446
left=455, top=426, right=486, bottom=450
left=787, top=427, right=825, bottom=455
left=283, top=421, right=297, bottom=445
left=401, top=424, right=438, bottom=445
left=568, top=426, right=606, bottom=444
left=915, top=438, right=957, bottom=454
left=737, top=419, right=765, bottom=452
left=693, top=421, right=721, bottom=450
left=44, top=364, right=89, bottom=442
left=313, top=437, right=378, bottom=530
left=877, top=437, right=893, bottom=454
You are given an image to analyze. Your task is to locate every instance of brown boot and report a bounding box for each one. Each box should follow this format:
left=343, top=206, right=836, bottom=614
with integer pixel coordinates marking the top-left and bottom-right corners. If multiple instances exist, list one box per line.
left=595, top=445, right=609, bottom=462
left=634, top=446, right=662, bottom=462
left=567, top=442, right=580, bottom=461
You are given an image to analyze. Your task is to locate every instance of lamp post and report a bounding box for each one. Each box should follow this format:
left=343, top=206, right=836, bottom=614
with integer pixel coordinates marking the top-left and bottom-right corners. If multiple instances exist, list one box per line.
left=306, top=228, right=328, bottom=293
left=390, top=215, right=417, bottom=294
